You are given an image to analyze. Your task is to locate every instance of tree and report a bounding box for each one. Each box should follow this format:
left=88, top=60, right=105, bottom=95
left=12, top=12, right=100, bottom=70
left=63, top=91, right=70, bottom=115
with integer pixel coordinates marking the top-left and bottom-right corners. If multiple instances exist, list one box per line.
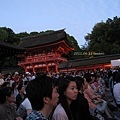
left=0, top=27, right=8, bottom=41
left=85, top=16, right=120, bottom=55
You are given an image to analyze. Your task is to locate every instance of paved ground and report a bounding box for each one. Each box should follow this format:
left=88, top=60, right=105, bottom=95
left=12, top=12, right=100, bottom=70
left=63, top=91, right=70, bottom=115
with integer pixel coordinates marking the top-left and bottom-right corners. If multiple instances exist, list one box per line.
left=106, top=89, right=120, bottom=120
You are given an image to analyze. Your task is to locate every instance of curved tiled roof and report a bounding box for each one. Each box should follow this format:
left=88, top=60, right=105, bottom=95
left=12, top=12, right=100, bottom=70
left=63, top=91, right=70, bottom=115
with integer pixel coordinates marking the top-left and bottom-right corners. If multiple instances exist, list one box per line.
left=0, top=40, right=25, bottom=57
left=17, top=29, right=67, bottom=48
left=0, top=40, right=25, bottom=50
left=59, top=54, right=120, bottom=68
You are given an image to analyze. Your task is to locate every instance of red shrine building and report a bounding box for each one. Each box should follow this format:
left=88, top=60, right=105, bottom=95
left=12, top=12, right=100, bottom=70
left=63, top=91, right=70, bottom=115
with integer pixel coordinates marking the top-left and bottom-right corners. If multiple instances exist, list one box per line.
left=1, top=30, right=120, bottom=74
left=58, top=54, right=120, bottom=72
left=17, top=30, right=74, bottom=73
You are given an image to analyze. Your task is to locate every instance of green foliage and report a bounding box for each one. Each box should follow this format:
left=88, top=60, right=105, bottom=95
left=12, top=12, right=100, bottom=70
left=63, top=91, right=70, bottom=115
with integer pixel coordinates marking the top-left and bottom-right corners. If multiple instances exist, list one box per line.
left=30, top=31, right=39, bottom=35
left=0, top=27, right=8, bottom=41
left=66, top=34, right=80, bottom=51
left=85, top=16, right=120, bottom=55
left=0, top=27, right=15, bottom=44
left=15, top=32, right=30, bottom=45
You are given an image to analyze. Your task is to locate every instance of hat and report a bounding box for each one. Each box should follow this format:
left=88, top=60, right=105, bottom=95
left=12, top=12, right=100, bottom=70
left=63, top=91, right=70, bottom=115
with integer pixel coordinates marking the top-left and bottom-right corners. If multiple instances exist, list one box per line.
left=14, top=72, right=19, bottom=75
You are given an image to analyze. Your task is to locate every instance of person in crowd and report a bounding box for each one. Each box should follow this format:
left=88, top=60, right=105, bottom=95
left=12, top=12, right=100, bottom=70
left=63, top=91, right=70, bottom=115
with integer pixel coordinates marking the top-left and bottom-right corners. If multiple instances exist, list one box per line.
left=108, top=70, right=114, bottom=94
left=0, top=87, right=22, bottom=120
left=13, top=72, right=20, bottom=83
left=1, top=81, right=10, bottom=88
left=90, top=73, right=99, bottom=94
left=91, top=74, right=111, bottom=102
left=31, top=72, right=36, bottom=80
left=16, top=83, right=26, bottom=109
left=52, top=76, right=78, bottom=120
left=5, top=73, right=13, bottom=83
left=84, top=73, right=115, bottom=119
left=12, top=82, right=19, bottom=98
left=0, top=73, right=4, bottom=88
left=84, top=73, right=102, bottom=100
left=70, top=76, right=94, bottom=120
left=26, top=75, right=59, bottom=120
left=113, top=72, right=120, bottom=108
left=17, top=97, right=32, bottom=120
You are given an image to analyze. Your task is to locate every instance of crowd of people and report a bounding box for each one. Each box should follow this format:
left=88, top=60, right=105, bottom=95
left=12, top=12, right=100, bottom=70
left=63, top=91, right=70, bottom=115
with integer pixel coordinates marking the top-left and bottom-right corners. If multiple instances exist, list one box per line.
left=0, top=67, right=120, bottom=120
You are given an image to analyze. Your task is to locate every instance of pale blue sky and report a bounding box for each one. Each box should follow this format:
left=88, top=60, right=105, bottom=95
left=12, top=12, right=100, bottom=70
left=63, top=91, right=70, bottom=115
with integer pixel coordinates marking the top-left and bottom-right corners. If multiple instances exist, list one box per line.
left=0, top=0, right=120, bottom=47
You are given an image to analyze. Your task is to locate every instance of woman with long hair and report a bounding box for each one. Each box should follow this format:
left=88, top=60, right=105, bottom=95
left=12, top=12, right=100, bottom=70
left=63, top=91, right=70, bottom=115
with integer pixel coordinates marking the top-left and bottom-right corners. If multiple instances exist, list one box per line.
left=52, top=76, right=78, bottom=120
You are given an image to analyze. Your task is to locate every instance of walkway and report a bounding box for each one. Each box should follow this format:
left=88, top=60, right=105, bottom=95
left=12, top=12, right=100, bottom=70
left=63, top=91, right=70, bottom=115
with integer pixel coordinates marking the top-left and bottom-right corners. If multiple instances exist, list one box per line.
left=106, top=89, right=120, bottom=120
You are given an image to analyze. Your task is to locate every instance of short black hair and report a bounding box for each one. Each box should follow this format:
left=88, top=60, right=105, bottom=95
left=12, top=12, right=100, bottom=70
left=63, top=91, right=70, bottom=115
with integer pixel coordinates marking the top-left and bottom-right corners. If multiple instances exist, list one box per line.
left=0, top=87, right=13, bottom=104
left=26, top=75, right=54, bottom=111
left=84, top=73, right=92, bottom=83
left=1, top=82, right=10, bottom=89
left=115, top=72, right=120, bottom=83
left=17, top=83, right=23, bottom=91
left=12, top=82, right=18, bottom=90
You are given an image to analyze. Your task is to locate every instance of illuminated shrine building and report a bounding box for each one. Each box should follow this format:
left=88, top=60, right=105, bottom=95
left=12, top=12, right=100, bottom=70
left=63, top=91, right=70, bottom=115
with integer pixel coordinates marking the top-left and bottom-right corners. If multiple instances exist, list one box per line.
left=17, top=29, right=74, bottom=73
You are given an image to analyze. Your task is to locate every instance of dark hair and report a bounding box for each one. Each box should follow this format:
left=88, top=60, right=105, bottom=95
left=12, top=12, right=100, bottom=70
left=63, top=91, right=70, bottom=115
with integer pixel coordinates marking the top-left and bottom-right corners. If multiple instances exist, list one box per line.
left=26, top=75, right=54, bottom=111
left=12, top=82, right=18, bottom=90
left=24, top=81, right=29, bottom=86
left=0, top=87, right=13, bottom=104
left=58, top=77, right=75, bottom=120
left=74, top=76, right=84, bottom=91
left=91, top=73, right=96, bottom=78
left=17, top=83, right=23, bottom=91
left=84, top=73, right=92, bottom=83
left=114, top=72, right=120, bottom=83
left=1, top=82, right=10, bottom=89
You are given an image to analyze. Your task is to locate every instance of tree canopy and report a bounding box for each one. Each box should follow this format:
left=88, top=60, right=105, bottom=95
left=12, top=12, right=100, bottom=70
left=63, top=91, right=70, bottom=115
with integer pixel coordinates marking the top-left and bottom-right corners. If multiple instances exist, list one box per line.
left=85, top=16, right=120, bottom=55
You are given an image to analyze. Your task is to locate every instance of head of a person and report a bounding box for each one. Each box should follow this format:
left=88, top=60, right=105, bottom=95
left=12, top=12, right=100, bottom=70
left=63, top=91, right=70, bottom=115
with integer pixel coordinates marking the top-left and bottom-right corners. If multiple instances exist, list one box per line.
left=17, top=83, right=24, bottom=94
left=114, top=72, right=120, bottom=83
left=26, top=74, right=59, bottom=111
left=12, top=82, right=18, bottom=90
left=84, top=73, right=92, bottom=84
left=91, top=73, right=96, bottom=82
left=95, top=74, right=99, bottom=80
left=75, top=76, right=88, bottom=91
left=58, top=76, right=78, bottom=120
left=1, top=82, right=10, bottom=89
left=14, top=72, right=19, bottom=76
left=0, top=87, right=15, bottom=104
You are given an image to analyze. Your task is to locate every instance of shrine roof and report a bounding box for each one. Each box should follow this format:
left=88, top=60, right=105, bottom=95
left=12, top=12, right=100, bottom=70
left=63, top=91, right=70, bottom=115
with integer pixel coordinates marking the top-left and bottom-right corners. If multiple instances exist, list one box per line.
left=0, top=40, right=25, bottom=57
left=17, top=29, right=68, bottom=48
left=0, top=40, right=25, bottom=51
left=58, top=54, right=120, bottom=68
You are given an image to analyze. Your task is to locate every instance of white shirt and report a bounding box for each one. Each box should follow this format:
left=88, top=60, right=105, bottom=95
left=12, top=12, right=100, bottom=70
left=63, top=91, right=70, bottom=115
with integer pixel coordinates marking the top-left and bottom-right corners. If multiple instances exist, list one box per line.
left=113, top=83, right=120, bottom=104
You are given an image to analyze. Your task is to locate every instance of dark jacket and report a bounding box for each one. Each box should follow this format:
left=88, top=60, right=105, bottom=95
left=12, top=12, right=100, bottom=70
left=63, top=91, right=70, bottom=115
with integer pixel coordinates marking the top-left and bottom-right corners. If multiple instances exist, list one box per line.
left=16, top=93, right=26, bottom=109
left=70, top=92, right=93, bottom=120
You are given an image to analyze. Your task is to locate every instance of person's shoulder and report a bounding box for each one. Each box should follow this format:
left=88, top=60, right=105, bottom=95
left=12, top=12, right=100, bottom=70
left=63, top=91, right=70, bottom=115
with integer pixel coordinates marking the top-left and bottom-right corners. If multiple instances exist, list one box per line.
left=16, top=93, right=21, bottom=97
left=114, top=83, right=120, bottom=88
left=52, top=104, right=68, bottom=120
left=26, top=110, right=46, bottom=120
left=10, top=103, right=16, bottom=108
left=54, top=104, right=66, bottom=113
left=0, top=104, right=5, bottom=111
left=0, top=105, right=7, bottom=118
left=22, top=98, right=29, bottom=103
